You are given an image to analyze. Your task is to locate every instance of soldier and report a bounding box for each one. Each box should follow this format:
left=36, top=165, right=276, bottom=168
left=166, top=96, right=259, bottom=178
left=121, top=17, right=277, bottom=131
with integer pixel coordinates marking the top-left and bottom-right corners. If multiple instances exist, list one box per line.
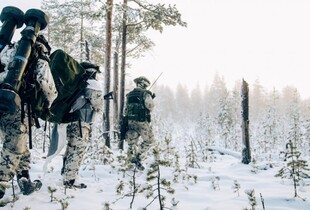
left=125, top=76, right=155, bottom=170
left=0, top=36, right=57, bottom=198
left=60, top=63, right=102, bottom=188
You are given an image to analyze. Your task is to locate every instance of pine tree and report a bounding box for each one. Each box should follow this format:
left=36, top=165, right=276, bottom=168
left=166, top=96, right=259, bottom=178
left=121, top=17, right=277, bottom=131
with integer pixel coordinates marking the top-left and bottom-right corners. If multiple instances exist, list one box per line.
left=217, top=92, right=233, bottom=148
left=41, top=0, right=103, bottom=62
left=185, top=141, right=200, bottom=168
left=143, top=147, right=175, bottom=210
left=275, top=140, right=310, bottom=198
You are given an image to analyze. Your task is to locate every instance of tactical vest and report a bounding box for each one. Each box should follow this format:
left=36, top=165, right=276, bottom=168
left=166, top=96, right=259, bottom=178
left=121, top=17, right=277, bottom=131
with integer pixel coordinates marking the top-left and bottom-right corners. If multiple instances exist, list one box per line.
left=126, top=88, right=151, bottom=122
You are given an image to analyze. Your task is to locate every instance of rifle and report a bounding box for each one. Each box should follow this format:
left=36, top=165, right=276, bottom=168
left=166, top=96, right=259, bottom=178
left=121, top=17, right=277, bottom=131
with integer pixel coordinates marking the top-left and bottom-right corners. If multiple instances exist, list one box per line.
left=104, top=91, right=113, bottom=100
left=118, top=115, right=128, bottom=150
left=148, top=72, right=162, bottom=99
left=120, top=116, right=128, bottom=141
left=148, top=72, right=163, bottom=91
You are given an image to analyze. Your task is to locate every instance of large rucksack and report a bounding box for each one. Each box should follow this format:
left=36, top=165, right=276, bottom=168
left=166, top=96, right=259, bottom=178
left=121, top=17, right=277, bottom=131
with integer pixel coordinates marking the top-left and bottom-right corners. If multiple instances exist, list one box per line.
left=44, top=49, right=93, bottom=123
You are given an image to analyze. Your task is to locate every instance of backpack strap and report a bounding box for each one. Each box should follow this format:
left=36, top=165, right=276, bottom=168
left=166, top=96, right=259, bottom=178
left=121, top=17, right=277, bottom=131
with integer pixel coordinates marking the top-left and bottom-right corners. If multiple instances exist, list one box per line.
left=20, top=37, right=48, bottom=149
left=27, top=99, right=33, bottom=149
left=78, top=119, right=83, bottom=138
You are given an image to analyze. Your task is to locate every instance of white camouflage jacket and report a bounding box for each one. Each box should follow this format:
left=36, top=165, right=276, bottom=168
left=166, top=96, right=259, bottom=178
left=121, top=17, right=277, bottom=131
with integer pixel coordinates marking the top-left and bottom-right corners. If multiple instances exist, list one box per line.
left=0, top=42, right=58, bottom=107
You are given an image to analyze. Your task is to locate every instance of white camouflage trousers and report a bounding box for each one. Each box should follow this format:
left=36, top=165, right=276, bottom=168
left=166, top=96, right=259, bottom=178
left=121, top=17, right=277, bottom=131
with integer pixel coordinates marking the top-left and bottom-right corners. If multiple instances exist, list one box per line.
left=0, top=110, right=30, bottom=181
left=126, top=120, right=155, bottom=160
left=61, top=121, right=90, bottom=181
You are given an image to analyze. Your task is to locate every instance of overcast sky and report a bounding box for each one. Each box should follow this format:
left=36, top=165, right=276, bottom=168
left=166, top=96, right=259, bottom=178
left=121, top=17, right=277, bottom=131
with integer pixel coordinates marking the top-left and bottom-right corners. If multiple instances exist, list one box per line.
left=2, top=0, right=310, bottom=98
left=132, top=0, right=310, bottom=99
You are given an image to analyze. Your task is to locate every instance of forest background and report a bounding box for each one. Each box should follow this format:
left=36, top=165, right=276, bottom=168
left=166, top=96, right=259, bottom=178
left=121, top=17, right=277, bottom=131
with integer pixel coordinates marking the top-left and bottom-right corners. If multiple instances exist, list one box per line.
left=1, top=0, right=310, bottom=173
left=34, top=0, right=310, bottom=156
left=0, top=0, right=310, bottom=181
left=0, top=0, right=310, bottom=209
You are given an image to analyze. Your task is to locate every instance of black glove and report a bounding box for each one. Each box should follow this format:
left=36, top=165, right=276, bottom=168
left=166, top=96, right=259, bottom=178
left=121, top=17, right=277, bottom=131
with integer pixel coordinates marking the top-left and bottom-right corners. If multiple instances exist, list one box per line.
left=152, top=93, right=156, bottom=99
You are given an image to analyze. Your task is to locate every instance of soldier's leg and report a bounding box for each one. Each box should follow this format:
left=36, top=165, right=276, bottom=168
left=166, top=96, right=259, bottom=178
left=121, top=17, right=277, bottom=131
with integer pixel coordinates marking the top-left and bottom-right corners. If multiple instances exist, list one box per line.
left=0, top=112, right=28, bottom=198
left=0, top=112, right=28, bottom=182
left=126, top=121, right=141, bottom=159
left=16, top=149, right=42, bottom=195
left=126, top=121, right=146, bottom=170
left=139, top=122, right=155, bottom=157
left=62, top=121, right=89, bottom=185
left=16, top=148, right=31, bottom=179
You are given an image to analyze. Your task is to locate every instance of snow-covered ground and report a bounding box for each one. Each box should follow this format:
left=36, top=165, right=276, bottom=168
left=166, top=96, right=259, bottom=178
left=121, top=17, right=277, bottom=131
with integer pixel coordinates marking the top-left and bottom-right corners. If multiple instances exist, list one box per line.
left=1, top=147, right=309, bottom=210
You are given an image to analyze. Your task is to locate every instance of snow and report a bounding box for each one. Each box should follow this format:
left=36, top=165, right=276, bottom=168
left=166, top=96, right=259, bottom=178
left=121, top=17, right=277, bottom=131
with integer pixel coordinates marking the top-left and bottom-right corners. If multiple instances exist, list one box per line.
left=1, top=147, right=309, bottom=210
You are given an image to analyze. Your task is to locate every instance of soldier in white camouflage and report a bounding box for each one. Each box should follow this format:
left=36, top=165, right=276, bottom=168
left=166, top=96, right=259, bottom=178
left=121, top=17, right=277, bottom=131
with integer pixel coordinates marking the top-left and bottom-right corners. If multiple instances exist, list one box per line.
left=125, top=76, right=155, bottom=170
left=0, top=37, right=57, bottom=198
left=60, top=64, right=102, bottom=188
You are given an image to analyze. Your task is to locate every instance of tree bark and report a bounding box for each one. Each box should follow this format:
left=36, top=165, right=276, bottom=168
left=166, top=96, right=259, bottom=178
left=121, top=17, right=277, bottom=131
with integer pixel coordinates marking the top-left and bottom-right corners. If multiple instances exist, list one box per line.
left=241, top=79, right=251, bottom=164
left=113, top=41, right=119, bottom=139
left=118, top=0, right=128, bottom=150
left=103, top=0, right=113, bottom=148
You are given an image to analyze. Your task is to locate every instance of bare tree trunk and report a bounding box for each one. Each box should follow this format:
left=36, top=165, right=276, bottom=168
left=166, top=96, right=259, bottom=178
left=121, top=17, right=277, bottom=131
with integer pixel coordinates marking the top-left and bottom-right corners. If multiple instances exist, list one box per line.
left=241, top=79, right=251, bottom=164
left=118, top=0, right=128, bottom=150
left=113, top=40, right=119, bottom=139
left=103, top=0, right=113, bottom=148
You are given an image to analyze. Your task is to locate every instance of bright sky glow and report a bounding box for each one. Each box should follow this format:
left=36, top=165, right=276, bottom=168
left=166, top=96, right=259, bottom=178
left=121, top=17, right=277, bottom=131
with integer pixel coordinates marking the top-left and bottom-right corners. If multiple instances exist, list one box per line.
left=130, top=0, right=310, bottom=99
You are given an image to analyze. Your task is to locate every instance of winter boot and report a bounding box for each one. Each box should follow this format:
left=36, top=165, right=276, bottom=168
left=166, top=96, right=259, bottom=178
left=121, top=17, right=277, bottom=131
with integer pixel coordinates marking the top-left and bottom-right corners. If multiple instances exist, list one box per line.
left=63, top=179, right=87, bottom=189
left=61, top=156, right=67, bottom=175
left=0, top=181, right=7, bottom=199
left=63, top=179, right=75, bottom=188
left=17, top=170, right=42, bottom=195
left=131, top=155, right=145, bottom=171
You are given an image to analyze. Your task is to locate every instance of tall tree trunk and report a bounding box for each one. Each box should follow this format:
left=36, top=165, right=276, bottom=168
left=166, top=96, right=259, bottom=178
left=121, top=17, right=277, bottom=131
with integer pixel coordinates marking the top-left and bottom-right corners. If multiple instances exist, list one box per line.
left=113, top=40, right=119, bottom=139
left=241, top=79, right=251, bottom=164
left=103, top=0, right=113, bottom=148
left=118, top=0, right=128, bottom=150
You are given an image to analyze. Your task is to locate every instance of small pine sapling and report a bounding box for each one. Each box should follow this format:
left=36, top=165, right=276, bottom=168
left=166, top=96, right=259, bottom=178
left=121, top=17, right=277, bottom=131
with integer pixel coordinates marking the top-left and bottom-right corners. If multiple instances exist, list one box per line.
left=172, top=153, right=197, bottom=185
left=47, top=186, right=57, bottom=202
left=275, top=140, right=310, bottom=199
left=260, top=193, right=266, bottom=210
left=243, top=189, right=257, bottom=210
left=232, top=180, right=241, bottom=196
left=210, top=176, right=220, bottom=191
left=185, top=141, right=200, bottom=168
left=103, top=202, right=112, bottom=210
left=112, top=167, right=145, bottom=209
left=161, top=134, right=176, bottom=167
left=142, top=147, right=175, bottom=210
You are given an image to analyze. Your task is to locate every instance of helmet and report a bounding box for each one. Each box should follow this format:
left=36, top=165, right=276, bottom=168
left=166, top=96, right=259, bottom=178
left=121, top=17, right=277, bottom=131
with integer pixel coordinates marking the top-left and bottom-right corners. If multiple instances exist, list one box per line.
left=134, top=76, right=150, bottom=88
